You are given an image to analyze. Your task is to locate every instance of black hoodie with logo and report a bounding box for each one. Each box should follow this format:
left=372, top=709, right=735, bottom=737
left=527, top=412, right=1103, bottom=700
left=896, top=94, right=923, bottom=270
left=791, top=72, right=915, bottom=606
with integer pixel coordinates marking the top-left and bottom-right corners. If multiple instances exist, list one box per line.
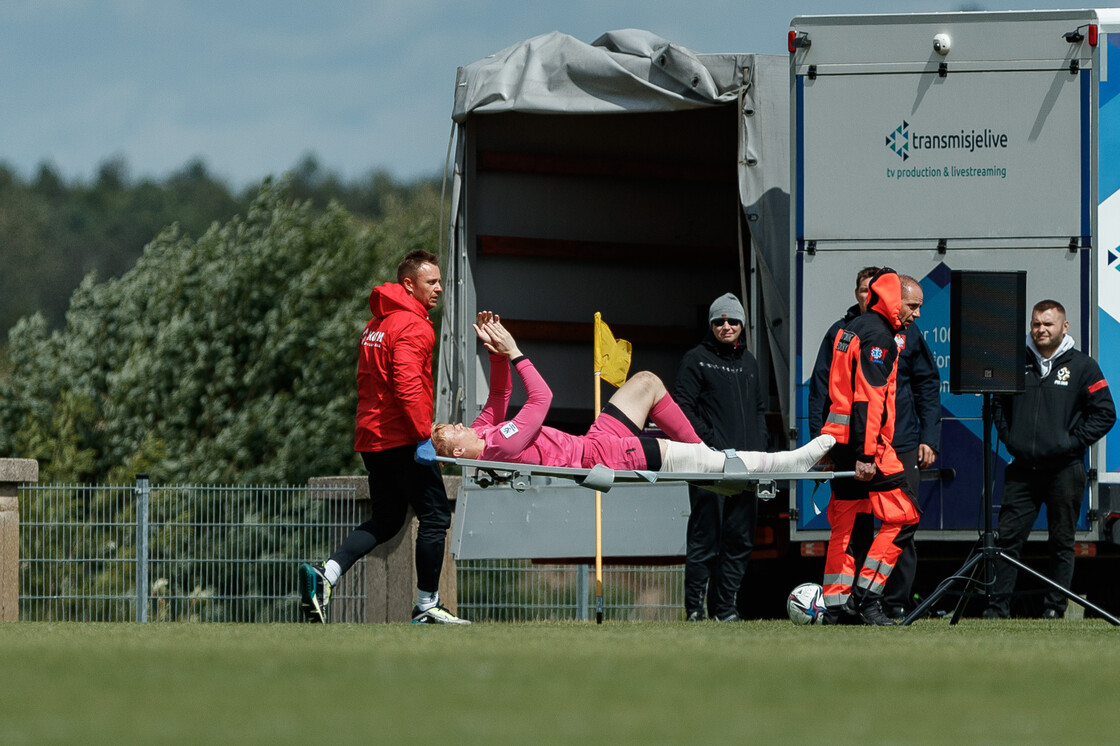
left=992, top=344, right=1115, bottom=466
left=672, top=329, right=769, bottom=452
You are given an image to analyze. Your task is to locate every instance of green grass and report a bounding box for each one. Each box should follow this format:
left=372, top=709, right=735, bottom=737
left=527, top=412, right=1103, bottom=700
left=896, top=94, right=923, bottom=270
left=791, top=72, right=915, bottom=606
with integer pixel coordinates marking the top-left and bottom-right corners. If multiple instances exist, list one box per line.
left=1, top=619, right=1117, bottom=745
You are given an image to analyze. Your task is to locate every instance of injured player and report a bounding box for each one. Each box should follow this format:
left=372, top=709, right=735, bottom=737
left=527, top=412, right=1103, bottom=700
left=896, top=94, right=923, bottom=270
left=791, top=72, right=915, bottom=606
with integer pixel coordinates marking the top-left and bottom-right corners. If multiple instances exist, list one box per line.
left=432, top=312, right=834, bottom=475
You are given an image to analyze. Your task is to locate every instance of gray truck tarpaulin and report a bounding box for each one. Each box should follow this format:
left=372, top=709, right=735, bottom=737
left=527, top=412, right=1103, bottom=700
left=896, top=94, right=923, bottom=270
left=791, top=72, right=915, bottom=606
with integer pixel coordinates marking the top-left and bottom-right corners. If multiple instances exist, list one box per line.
left=452, top=29, right=745, bottom=120
left=441, top=30, right=790, bottom=425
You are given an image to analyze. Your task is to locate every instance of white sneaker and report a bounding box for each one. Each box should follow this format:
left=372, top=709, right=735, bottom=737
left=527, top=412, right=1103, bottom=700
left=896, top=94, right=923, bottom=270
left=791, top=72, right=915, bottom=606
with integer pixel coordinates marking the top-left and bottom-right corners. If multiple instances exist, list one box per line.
left=411, top=603, right=471, bottom=625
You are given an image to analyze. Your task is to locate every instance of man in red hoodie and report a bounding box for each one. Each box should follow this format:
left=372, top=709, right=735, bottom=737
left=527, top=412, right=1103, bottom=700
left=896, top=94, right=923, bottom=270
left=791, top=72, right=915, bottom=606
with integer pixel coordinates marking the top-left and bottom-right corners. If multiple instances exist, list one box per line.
left=299, top=249, right=468, bottom=624
left=819, top=268, right=923, bottom=626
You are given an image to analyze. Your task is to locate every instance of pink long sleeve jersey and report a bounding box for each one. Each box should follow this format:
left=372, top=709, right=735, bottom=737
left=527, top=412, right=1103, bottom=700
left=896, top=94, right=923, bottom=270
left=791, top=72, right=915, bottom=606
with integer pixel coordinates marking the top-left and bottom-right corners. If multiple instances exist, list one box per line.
left=470, top=356, right=648, bottom=470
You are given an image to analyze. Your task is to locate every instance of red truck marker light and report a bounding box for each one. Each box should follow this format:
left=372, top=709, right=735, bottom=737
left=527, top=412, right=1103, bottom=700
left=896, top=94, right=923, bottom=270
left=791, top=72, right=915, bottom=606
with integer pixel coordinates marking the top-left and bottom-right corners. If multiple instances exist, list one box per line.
left=800, top=541, right=826, bottom=557
left=789, top=31, right=811, bottom=54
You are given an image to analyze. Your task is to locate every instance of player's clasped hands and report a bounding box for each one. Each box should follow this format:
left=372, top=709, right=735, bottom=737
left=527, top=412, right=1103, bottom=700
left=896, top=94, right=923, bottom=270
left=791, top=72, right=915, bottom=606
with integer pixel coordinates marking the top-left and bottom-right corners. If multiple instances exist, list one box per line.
left=472, top=311, right=500, bottom=351
left=473, top=311, right=520, bottom=359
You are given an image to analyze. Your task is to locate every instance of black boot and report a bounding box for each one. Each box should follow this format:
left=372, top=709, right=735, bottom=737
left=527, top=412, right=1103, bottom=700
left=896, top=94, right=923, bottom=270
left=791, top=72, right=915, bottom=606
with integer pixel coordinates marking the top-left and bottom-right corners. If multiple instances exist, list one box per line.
left=821, top=597, right=859, bottom=625
left=857, top=594, right=898, bottom=626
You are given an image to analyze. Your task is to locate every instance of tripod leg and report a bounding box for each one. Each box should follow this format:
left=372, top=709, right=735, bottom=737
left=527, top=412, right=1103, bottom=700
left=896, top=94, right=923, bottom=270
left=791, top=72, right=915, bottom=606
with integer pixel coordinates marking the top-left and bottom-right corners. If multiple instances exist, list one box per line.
left=948, top=550, right=988, bottom=625
left=993, top=551, right=1120, bottom=626
left=900, top=551, right=984, bottom=626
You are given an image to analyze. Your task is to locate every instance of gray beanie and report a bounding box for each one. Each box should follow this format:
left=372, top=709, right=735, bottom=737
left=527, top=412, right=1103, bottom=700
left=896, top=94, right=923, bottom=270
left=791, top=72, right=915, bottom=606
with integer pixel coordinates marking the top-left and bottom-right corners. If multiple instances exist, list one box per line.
left=708, top=293, right=745, bottom=324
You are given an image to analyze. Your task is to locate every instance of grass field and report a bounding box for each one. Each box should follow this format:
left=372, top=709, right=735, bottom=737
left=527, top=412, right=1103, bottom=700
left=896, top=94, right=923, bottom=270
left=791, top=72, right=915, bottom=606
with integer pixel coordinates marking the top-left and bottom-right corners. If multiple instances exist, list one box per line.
left=2, top=619, right=1117, bottom=745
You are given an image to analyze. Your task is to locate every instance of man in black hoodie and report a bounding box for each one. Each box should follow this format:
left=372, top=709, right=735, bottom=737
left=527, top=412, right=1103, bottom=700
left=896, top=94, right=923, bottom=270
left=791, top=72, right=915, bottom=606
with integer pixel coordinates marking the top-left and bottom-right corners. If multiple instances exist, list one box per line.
left=673, top=293, right=770, bottom=622
left=984, top=300, right=1115, bottom=619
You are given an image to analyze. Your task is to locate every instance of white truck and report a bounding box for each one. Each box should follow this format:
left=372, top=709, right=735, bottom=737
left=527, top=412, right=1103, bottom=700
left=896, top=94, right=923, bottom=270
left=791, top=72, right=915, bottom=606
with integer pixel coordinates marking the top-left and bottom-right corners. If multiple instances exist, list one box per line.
left=789, top=9, right=1120, bottom=614
left=437, top=13, right=1120, bottom=616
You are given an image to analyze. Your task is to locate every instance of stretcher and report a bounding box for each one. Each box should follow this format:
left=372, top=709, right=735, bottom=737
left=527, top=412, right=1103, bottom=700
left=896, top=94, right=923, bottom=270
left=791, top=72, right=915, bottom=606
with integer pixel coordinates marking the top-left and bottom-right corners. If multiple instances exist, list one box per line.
left=437, top=455, right=854, bottom=500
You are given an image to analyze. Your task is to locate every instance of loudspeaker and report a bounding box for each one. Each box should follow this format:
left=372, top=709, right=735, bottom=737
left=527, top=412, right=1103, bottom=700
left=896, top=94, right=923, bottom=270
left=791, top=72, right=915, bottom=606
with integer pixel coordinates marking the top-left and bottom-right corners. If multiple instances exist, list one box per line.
left=949, top=270, right=1026, bottom=394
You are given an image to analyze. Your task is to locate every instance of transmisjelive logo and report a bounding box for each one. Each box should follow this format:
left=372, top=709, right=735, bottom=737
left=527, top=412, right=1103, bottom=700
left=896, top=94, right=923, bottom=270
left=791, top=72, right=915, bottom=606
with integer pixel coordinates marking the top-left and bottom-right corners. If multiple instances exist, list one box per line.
left=886, top=121, right=910, bottom=161
left=885, top=120, right=1009, bottom=159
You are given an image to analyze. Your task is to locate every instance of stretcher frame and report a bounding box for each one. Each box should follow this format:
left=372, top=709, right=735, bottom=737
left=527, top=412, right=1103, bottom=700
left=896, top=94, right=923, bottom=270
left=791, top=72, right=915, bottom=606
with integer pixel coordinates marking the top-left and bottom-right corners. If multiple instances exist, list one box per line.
left=437, top=456, right=853, bottom=500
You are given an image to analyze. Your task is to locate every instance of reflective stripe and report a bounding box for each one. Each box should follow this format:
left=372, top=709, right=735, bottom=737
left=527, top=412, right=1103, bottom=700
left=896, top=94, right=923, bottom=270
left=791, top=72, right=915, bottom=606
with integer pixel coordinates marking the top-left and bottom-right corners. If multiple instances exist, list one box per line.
left=823, top=592, right=850, bottom=607
left=823, top=573, right=854, bottom=586
left=826, top=412, right=850, bottom=426
left=856, top=576, right=887, bottom=594
left=862, top=558, right=894, bottom=577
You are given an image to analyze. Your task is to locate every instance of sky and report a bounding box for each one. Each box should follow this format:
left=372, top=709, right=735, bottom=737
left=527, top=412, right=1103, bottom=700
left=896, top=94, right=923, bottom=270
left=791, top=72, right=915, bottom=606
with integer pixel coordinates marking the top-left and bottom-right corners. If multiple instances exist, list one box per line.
left=0, top=0, right=1101, bottom=190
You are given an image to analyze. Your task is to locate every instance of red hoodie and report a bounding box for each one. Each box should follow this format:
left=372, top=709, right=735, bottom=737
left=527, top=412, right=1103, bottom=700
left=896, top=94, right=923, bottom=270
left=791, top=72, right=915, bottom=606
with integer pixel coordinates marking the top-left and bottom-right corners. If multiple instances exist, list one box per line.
left=354, top=282, right=435, bottom=452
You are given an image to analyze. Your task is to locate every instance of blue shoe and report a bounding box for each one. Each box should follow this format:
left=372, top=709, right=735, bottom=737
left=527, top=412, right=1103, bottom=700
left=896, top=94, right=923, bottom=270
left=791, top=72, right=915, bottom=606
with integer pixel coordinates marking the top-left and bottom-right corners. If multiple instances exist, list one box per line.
left=299, top=563, right=331, bottom=623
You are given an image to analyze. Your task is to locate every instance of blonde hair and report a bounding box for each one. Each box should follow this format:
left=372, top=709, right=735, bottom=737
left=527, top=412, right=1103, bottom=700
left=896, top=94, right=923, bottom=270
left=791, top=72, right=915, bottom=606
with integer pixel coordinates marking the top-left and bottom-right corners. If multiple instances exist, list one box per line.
left=431, top=423, right=455, bottom=456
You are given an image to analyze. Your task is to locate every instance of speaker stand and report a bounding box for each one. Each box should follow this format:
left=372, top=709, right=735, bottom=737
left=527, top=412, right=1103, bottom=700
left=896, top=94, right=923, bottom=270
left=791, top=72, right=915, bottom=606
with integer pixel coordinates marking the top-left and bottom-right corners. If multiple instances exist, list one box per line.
left=901, top=394, right=1119, bottom=626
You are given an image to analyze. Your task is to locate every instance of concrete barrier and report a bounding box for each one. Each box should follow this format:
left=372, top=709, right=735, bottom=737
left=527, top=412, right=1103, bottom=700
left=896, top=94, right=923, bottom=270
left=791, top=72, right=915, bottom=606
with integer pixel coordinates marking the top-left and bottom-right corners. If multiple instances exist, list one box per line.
left=0, top=459, right=39, bottom=621
left=307, top=475, right=460, bottom=623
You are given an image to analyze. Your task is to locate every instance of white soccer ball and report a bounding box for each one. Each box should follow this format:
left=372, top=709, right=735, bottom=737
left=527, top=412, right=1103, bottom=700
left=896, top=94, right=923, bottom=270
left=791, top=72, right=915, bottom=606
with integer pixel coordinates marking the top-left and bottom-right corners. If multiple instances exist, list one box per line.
left=786, top=582, right=826, bottom=625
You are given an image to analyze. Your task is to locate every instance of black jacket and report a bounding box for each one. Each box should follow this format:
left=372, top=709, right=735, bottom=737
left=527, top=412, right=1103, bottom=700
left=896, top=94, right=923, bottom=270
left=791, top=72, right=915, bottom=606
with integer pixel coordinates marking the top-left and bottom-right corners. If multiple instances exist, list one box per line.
left=672, top=330, right=769, bottom=451
left=808, top=305, right=941, bottom=453
left=993, top=345, right=1115, bottom=465
left=808, top=304, right=860, bottom=439
left=891, top=323, right=942, bottom=452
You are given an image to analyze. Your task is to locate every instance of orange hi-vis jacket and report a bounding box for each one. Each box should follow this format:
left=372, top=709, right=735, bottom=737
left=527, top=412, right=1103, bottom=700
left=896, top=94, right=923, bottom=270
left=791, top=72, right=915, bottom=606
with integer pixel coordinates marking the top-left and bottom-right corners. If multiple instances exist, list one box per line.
left=822, top=270, right=906, bottom=477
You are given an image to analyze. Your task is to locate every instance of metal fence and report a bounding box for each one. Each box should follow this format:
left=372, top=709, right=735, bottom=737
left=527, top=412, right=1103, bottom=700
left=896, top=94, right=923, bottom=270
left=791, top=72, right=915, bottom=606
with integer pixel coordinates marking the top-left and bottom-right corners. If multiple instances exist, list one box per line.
left=458, top=560, right=686, bottom=622
left=18, top=478, right=366, bottom=622
left=18, top=478, right=685, bottom=622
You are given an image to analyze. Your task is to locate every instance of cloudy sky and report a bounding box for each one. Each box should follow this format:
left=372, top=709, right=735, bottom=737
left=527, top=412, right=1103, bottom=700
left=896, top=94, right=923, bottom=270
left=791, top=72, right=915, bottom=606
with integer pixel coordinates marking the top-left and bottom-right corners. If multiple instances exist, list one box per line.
left=0, top=1, right=1094, bottom=189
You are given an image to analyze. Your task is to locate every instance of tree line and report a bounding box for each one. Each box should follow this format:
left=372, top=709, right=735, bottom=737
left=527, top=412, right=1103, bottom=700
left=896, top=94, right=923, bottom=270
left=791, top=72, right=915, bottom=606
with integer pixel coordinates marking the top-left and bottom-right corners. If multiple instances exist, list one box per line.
left=0, top=158, right=444, bottom=484
left=0, top=155, right=441, bottom=335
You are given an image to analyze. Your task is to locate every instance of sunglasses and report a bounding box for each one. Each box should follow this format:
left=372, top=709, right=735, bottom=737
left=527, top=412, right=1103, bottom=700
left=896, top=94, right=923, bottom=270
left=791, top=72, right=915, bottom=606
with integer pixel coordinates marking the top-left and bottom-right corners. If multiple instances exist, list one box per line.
left=712, top=319, right=742, bottom=328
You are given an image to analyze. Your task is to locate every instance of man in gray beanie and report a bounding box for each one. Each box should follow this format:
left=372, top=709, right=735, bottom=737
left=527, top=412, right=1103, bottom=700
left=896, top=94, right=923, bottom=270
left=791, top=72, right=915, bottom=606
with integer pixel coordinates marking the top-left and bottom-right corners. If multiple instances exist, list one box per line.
left=672, top=292, right=771, bottom=621
left=708, top=293, right=745, bottom=326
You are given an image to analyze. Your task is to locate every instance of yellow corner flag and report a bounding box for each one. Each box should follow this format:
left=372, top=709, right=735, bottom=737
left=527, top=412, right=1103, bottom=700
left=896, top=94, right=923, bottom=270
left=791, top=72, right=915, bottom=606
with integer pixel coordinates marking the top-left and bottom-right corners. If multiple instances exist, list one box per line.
left=593, top=312, right=632, bottom=388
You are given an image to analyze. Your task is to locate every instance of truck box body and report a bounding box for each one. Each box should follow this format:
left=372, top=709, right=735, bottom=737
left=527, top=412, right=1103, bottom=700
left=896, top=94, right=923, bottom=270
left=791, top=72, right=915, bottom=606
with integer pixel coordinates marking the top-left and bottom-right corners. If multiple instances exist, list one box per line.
left=438, top=30, right=790, bottom=561
left=790, top=10, right=1120, bottom=553
left=438, top=19, right=1120, bottom=612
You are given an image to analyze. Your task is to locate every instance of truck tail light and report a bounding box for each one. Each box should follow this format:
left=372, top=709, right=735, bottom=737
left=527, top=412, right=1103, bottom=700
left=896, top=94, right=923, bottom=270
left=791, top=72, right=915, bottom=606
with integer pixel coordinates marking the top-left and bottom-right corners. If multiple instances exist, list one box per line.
left=1074, top=542, right=1097, bottom=557
left=800, top=541, right=826, bottom=557
left=1090, top=24, right=1098, bottom=47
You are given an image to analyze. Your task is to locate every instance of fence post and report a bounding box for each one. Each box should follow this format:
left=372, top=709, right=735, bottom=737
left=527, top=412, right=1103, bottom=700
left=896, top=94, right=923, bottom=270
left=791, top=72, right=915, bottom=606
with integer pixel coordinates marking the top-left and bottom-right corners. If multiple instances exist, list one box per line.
left=577, top=564, right=590, bottom=621
left=0, top=459, right=39, bottom=621
left=134, top=473, right=150, bottom=623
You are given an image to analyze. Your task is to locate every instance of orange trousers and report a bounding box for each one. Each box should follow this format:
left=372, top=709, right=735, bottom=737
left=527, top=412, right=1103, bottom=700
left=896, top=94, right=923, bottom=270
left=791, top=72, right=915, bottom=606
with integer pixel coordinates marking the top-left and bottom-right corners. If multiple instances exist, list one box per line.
left=822, top=487, right=919, bottom=609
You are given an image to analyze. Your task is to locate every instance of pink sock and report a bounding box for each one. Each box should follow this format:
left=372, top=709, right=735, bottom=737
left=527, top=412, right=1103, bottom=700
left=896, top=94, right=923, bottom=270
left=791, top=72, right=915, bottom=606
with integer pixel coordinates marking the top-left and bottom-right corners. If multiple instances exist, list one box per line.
left=650, top=395, right=702, bottom=443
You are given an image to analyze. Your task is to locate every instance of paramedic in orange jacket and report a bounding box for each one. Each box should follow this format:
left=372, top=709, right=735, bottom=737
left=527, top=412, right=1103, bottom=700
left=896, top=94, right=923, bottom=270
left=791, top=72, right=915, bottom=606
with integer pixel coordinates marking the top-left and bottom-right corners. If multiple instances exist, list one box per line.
left=820, top=268, right=923, bottom=626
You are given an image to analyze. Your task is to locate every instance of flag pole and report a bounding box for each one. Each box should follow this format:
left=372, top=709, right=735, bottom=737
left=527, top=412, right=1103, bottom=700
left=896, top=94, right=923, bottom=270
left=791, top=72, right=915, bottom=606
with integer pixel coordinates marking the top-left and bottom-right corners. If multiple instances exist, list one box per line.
left=593, top=314, right=604, bottom=625
left=592, top=312, right=630, bottom=625
left=594, top=371, right=604, bottom=625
